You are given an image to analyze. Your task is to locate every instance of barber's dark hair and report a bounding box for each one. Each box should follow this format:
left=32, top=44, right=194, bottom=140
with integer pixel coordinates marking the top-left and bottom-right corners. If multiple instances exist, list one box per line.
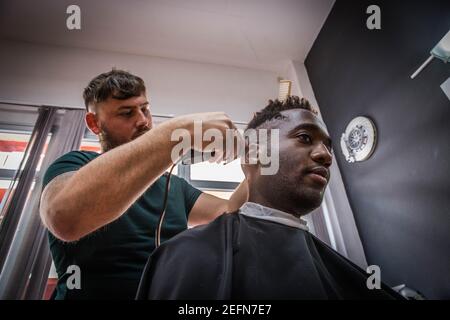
left=246, top=96, right=317, bottom=130
left=83, top=69, right=146, bottom=112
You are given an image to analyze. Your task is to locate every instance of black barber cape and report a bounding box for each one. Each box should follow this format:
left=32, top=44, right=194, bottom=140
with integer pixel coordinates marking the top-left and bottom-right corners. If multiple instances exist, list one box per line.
left=136, top=212, right=402, bottom=300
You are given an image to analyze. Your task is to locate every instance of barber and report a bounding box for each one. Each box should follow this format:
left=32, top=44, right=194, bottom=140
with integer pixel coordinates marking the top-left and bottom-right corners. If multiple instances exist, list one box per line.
left=39, top=69, right=248, bottom=299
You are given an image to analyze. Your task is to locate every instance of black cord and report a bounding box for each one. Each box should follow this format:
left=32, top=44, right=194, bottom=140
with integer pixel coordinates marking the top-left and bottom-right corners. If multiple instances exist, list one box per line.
left=155, top=163, right=177, bottom=248
left=154, top=150, right=216, bottom=248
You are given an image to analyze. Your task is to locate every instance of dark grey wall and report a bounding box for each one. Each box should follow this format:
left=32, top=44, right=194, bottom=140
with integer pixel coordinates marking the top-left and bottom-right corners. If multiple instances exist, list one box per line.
left=305, top=0, right=450, bottom=299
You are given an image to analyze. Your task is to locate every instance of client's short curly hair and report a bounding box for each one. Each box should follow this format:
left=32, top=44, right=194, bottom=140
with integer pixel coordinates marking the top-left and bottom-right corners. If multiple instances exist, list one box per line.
left=246, top=96, right=317, bottom=130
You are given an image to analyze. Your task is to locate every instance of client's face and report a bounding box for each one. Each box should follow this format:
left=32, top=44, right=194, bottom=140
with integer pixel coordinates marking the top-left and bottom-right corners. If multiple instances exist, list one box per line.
left=251, top=109, right=333, bottom=217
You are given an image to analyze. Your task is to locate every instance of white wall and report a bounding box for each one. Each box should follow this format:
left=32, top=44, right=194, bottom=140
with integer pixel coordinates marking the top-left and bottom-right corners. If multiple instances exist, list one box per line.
left=0, top=40, right=279, bottom=123
left=282, top=61, right=304, bottom=98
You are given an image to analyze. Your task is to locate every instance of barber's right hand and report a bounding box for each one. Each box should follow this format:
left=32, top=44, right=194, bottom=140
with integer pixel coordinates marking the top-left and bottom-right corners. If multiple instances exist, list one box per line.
left=178, top=112, right=244, bottom=164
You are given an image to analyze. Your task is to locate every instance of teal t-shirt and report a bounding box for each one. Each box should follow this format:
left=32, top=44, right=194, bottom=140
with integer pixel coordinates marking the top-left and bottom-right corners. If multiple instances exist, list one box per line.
left=42, top=151, right=202, bottom=299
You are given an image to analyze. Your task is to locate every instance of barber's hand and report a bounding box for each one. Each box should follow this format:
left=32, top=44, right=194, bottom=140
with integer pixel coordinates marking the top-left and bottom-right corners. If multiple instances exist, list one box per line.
left=179, top=112, right=244, bottom=164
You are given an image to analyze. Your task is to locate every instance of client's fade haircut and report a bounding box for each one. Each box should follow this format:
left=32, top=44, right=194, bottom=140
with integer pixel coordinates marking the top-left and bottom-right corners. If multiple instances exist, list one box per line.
left=246, top=96, right=317, bottom=130
left=83, top=69, right=146, bottom=112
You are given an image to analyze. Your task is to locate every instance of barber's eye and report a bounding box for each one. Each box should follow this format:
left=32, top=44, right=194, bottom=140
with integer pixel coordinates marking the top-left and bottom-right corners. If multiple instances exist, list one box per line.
left=297, top=133, right=312, bottom=144
left=121, top=111, right=133, bottom=117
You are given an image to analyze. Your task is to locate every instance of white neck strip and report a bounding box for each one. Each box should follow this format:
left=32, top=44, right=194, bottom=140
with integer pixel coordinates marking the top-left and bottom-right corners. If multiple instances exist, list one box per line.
left=239, top=202, right=309, bottom=232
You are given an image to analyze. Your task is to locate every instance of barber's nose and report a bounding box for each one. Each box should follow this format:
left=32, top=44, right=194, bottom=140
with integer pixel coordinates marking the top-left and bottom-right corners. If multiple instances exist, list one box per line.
left=311, top=143, right=332, bottom=167
left=136, top=110, right=151, bottom=128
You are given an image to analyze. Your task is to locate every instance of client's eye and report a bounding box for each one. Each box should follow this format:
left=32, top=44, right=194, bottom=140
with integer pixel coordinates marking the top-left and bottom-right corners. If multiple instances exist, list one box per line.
left=297, top=133, right=312, bottom=144
left=326, top=144, right=333, bottom=153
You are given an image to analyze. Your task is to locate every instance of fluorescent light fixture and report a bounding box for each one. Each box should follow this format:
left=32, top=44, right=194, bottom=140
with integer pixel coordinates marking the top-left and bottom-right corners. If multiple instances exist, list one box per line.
left=411, top=30, right=450, bottom=79
left=278, top=80, right=292, bottom=102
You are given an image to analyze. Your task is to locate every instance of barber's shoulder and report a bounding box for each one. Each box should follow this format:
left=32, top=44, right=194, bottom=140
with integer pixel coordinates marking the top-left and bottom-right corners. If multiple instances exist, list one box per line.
left=59, top=150, right=100, bottom=163
left=43, top=150, right=99, bottom=187
left=53, top=150, right=100, bottom=165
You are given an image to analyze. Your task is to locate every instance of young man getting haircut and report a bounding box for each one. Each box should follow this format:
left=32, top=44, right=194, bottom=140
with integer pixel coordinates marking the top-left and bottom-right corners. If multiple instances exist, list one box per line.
left=137, top=96, right=402, bottom=300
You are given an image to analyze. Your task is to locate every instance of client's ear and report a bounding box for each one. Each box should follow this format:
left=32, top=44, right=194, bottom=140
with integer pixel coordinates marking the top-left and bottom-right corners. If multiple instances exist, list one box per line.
left=244, top=141, right=259, bottom=165
left=241, top=141, right=259, bottom=178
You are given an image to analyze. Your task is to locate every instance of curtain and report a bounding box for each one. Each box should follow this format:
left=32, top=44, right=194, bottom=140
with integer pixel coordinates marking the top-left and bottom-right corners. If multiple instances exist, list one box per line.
left=0, top=108, right=85, bottom=299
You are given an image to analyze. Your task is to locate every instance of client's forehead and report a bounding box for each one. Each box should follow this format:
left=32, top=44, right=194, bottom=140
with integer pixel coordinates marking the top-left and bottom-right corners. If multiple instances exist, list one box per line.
left=277, top=109, right=327, bottom=133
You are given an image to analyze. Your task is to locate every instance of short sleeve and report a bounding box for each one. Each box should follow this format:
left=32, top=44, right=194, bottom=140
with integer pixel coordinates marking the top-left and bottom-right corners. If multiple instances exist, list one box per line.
left=178, top=177, right=203, bottom=217
left=42, top=151, right=99, bottom=188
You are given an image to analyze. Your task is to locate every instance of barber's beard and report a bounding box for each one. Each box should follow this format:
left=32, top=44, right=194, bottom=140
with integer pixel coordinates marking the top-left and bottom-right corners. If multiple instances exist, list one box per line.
left=98, top=128, right=124, bottom=153
left=98, top=125, right=150, bottom=153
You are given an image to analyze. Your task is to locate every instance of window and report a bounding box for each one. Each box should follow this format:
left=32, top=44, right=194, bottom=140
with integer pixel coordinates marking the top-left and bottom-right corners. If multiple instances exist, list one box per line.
left=186, top=158, right=244, bottom=191
left=190, top=158, right=244, bottom=183
left=0, top=104, right=39, bottom=225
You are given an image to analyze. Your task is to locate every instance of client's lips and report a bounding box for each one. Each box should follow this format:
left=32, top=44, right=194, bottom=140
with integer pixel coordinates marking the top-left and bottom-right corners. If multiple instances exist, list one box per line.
left=307, top=166, right=329, bottom=185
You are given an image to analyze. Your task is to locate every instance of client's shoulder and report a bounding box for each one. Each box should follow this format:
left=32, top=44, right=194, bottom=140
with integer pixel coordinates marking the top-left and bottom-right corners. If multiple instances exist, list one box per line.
left=158, top=212, right=240, bottom=250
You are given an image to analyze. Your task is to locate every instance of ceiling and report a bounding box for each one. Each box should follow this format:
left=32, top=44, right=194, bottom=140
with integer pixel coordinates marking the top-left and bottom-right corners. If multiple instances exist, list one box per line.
left=0, top=0, right=334, bottom=72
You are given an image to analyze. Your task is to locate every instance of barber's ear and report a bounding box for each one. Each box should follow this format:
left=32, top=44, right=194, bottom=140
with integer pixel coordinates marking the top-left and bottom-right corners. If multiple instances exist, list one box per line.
left=85, top=112, right=101, bottom=135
